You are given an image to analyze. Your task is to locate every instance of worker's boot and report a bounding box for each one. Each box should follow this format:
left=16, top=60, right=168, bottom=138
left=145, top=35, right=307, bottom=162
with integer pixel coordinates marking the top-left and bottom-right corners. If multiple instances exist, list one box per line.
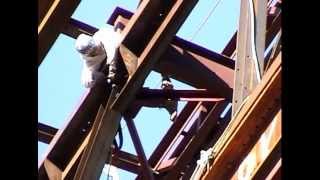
left=161, top=79, right=178, bottom=121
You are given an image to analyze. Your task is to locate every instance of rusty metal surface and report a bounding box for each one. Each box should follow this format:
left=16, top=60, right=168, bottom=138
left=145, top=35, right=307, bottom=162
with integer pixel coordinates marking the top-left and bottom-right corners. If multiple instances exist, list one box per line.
left=202, top=53, right=281, bottom=180
left=163, top=100, right=228, bottom=180
left=147, top=102, right=198, bottom=167
left=252, top=138, right=281, bottom=180
left=73, top=86, right=121, bottom=180
left=232, top=0, right=264, bottom=115
left=125, top=118, right=155, bottom=180
left=61, top=18, right=98, bottom=38
left=267, top=158, right=281, bottom=180
left=38, top=121, right=141, bottom=174
left=156, top=44, right=234, bottom=94
left=62, top=16, right=234, bottom=95
left=38, top=122, right=58, bottom=144
left=231, top=110, right=281, bottom=180
left=38, top=0, right=81, bottom=66
left=38, top=0, right=54, bottom=24
left=111, top=0, right=199, bottom=113
left=38, top=85, right=110, bottom=179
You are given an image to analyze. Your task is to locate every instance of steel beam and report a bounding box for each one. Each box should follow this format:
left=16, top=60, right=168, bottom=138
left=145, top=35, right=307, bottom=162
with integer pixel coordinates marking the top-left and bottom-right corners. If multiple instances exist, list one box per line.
left=163, top=100, right=228, bottom=180
left=231, top=109, right=281, bottom=180
left=73, top=87, right=122, bottom=180
left=201, top=53, right=281, bottom=180
left=62, top=17, right=234, bottom=95
left=112, top=150, right=140, bottom=174
left=38, top=0, right=54, bottom=24
left=62, top=18, right=98, bottom=38
left=251, top=139, right=281, bottom=180
left=106, top=7, right=234, bottom=92
left=153, top=102, right=208, bottom=171
left=38, top=0, right=81, bottom=66
left=38, top=85, right=110, bottom=179
left=125, top=118, right=155, bottom=180
left=155, top=44, right=233, bottom=94
left=38, top=121, right=141, bottom=175
left=148, top=102, right=198, bottom=166
left=112, top=0, right=199, bottom=113
left=254, top=0, right=268, bottom=76
left=232, top=0, right=266, bottom=115
left=266, top=158, right=281, bottom=180
left=38, top=122, right=58, bottom=144
left=136, top=88, right=225, bottom=100
left=221, top=0, right=280, bottom=58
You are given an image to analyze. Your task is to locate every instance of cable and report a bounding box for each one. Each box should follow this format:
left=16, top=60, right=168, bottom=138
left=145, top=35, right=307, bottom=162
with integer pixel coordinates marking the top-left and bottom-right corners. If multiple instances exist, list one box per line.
left=248, top=0, right=262, bottom=82
left=189, top=0, right=223, bottom=41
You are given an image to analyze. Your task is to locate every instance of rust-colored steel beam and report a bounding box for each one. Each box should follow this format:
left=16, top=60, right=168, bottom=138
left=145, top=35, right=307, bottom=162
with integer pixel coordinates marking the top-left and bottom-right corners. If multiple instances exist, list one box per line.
left=107, top=6, right=230, bottom=67
left=136, top=88, right=225, bottom=100
left=125, top=118, right=155, bottom=180
left=113, top=0, right=211, bottom=114
left=38, top=122, right=58, bottom=144
left=156, top=44, right=233, bottom=94
left=106, top=7, right=234, bottom=93
left=153, top=102, right=209, bottom=171
left=163, top=100, right=228, bottom=180
left=222, top=32, right=237, bottom=57
left=252, top=139, right=281, bottom=180
left=266, top=158, right=281, bottom=180
left=38, top=0, right=54, bottom=24
left=221, top=0, right=281, bottom=58
left=62, top=18, right=98, bottom=38
left=201, top=53, right=281, bottom=180
left=73, top=86, right=122, bottom=180
left=148, top=102, right=198, bottom=166
left=72, top=0, right=198, bottom=176
left=112, top=150, right=141, bottom=174
left=38, top=0, right=81, bottom=66
left=231, top=109, right=281, bottom=180
left=38, top=85, right=110, bottom=179
left=135, top=101, right=198, bottom=180
left=38, top=122, right=141, bottom=175
left=232, top=0, right=268, bottom=115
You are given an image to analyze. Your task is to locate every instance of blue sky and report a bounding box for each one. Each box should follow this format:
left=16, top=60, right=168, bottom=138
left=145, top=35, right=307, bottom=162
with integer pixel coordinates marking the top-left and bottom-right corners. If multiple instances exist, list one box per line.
left=38, top=0, right=240, bottom=179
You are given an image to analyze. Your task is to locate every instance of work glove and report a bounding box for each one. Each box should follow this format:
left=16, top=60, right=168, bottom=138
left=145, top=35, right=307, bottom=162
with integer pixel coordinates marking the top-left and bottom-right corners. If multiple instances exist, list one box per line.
left=81, top=67, right=105, bottom=88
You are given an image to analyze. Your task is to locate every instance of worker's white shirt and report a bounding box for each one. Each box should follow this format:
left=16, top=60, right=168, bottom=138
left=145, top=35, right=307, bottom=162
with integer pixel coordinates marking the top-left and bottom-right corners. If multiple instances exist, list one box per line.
left=79, top=26, right=122, bottom=88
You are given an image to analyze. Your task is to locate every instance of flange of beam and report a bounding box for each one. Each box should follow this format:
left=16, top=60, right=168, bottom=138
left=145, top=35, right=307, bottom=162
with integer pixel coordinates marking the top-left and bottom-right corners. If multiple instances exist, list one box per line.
left=231, top=109, right=281, bottom=180
left=38, top=85, right=110, bottom=179
left=73, top=86, right=122, bottom=180
left=201, top=52, right=281, bottom=180
left=38, top=122, right=57, bottom=144
left=38, top=0, right=81, bottom=66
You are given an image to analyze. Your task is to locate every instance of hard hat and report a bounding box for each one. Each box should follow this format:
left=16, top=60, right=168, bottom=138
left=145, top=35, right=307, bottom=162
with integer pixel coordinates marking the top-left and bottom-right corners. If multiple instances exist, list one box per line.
left=75, top=34, right=98, bottom=55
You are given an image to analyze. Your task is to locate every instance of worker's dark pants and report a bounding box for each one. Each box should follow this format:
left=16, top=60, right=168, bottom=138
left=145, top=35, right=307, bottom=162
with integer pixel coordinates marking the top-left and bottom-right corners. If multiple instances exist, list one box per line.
left=107, top=45, right=138, bottom=87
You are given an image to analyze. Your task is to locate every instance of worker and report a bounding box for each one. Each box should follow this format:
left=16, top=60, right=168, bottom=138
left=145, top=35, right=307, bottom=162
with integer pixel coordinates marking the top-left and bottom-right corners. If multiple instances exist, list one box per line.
left=74, top=25, right=177, bottom=120
left=75, top=26, right=123, bottom=88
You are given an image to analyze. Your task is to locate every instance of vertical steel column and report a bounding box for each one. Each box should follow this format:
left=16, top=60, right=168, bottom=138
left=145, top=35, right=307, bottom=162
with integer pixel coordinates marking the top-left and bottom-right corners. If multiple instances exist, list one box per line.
left=232, top=0, right=267, bottom=116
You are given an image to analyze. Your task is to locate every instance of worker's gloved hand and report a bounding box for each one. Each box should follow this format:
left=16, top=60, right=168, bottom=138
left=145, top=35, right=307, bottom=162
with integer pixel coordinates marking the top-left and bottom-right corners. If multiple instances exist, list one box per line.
left=82, top=70, right=106, bottom=88
left=81, top=69, right=95, bottom=88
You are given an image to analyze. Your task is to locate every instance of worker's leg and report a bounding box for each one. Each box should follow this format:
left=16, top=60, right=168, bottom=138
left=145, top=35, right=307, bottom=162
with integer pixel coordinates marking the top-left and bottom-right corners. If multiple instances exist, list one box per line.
left=107, top=50, right=129, bottom=87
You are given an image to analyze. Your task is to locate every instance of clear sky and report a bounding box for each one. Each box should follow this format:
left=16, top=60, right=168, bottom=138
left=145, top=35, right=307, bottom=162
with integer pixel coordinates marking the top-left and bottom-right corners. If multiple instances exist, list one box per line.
left=38, top=0, right=240, bottom=179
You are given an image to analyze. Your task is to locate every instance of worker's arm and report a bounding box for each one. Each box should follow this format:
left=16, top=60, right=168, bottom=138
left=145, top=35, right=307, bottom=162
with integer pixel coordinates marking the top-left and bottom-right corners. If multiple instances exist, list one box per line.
left=80, top=57, right=105, bottom=88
